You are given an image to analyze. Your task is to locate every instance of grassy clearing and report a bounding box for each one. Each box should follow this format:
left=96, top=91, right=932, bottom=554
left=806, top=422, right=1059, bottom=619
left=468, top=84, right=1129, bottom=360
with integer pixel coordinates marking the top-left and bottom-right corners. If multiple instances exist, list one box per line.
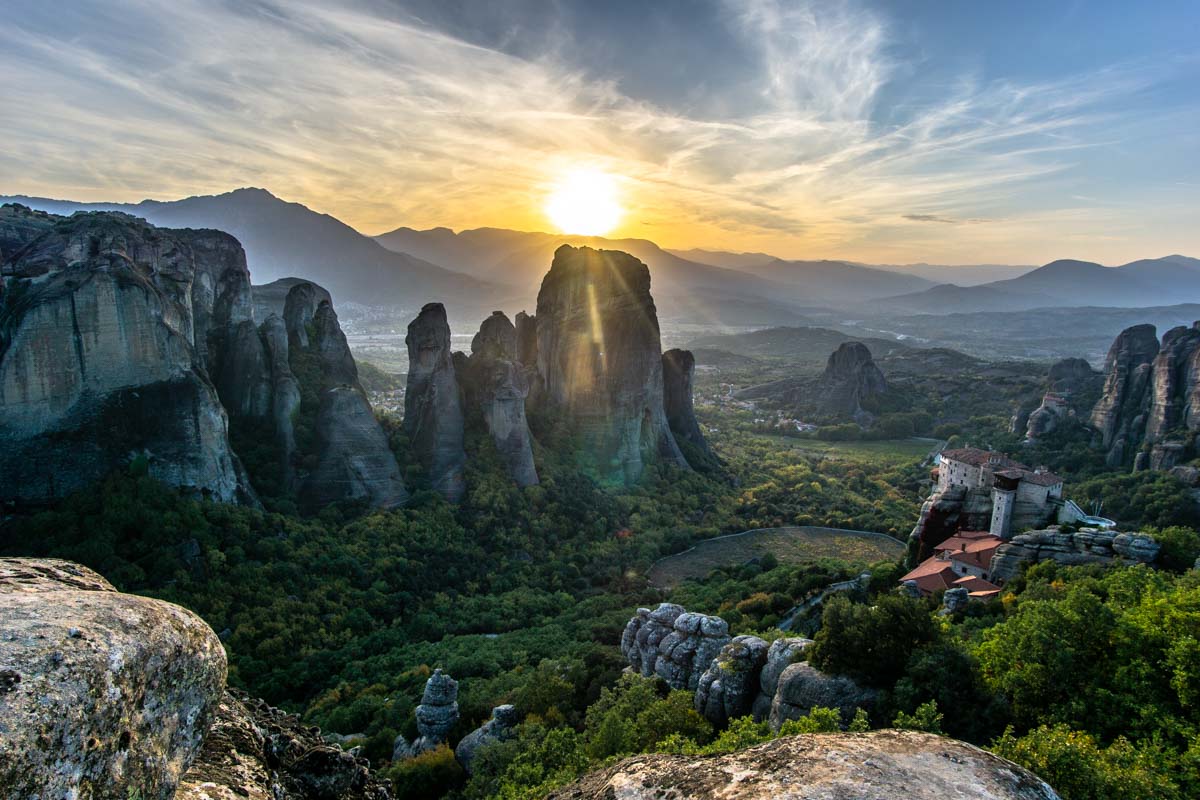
left=756, top=435, right=939, bottom=464
left=648, top=526, right=907, bottom=588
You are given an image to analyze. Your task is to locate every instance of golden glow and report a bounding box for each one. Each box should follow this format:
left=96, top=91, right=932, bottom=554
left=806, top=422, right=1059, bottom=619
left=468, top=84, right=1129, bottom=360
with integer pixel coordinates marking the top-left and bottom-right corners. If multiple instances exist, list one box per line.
left=545, top=169, right=623, bottom=236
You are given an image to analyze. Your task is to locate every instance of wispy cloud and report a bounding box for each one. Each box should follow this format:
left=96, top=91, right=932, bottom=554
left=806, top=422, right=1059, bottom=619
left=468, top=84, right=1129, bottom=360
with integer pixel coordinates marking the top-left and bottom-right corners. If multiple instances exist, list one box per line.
left=0, top=0, right=1194, bottom=263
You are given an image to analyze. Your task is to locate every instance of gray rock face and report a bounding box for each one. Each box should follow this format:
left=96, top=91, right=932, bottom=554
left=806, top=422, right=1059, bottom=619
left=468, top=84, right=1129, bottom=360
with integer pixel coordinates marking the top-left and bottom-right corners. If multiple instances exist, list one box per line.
left=0, top=558, right=227, bottom=799
left=767, top=662, right=877, bottom=730
left=751, top=637, right=813, bottom=721
left=463, top=312, right=538, bottom=487
left=262, top=314, right=302, bottom=484
left=177, top=690, right=392, bottom=800
left=515, top=311, right=538, bottom=367
left=941, top=587, right=969, bottom=615
left=817, top=341, right=888, bottom=417
left=0, top=206, right=253, bottom=504
left=1146, top=325, right=1200, bottom=443
left=215, top=319, right=273, bottom=421
left=694, top=636, right=768, bottom=726
left=1090, top=324, right=1164, bottom=466
left=399, top=670, right=460, bottom=758
left=662, top=349, right=710, bottom=456
left=455, top=704, right=518, bottom=775
left=534, top=245, right=688, bottom=484
left=988, top=526, right=1161, bottom=583
left=619, top=603, right=730, bottom=691
left=283, top=281, right=320, bottom=349
left=546, top=731, right=1062, bottom=800
left=252, top=277, right=332, bottom=324
left=405, top=303, right=467, bottom=501
left=305, top=386, right=409, bottom=510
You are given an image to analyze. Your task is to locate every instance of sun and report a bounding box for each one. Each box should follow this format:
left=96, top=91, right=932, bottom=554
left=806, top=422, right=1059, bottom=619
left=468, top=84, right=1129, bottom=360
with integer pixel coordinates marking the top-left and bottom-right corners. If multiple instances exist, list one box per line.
left=545, top=168, right=623, bottom=236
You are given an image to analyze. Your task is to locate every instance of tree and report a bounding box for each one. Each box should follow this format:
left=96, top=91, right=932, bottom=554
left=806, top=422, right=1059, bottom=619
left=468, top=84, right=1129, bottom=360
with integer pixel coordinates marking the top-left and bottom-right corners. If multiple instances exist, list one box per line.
left=808, top=594, right=939, bottom=688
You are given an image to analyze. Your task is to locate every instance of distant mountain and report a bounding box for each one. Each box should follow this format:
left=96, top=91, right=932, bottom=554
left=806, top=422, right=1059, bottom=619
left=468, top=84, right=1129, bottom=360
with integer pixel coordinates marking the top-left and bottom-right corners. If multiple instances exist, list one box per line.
left=884, top=256, right=1200, bottom=314
left=670, top=248, right=1034, bottom=286
left=376, top=227, right=939, bottom=321
left=1, top=189, right=505, bottom=318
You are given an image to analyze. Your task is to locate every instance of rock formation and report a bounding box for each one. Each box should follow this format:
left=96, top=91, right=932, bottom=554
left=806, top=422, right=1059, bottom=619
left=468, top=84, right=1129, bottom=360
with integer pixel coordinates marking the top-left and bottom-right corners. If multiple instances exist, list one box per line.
left=1088, top=323, right=1200, bottom=468
left=941, top=586, right=969, bottom=615
left=767, top=662, right=878, bottom=730
left=178, top=690, right=391, bottom=800
left=908, top=483, right=996, bottom=561
left=750, top=637, right=813, bottom=720
left=455, top=704, right=518, bottom=775
left=252, top=277, right=332, bottom=323
left=396, top=669, right=460, bottom=759
left=0, top=205, right=254, bottom=504
left=694, top=636, right=768, bottom=726
left=661, top=348, right=711, bottom=456
left=989, top=526, right=1160, bottom=583
left=621, top=604, right=731, bottom=691
left=1016, top=358, right=1098, bottom=441
left=545, top=731, right=1062, bottom=800
left=533, top=245, right=688, bottom=483
left=460, top=311, right=538, bottom=487
left=816, top=341, right=888, bottom=418
left=514, top=311, right=538, bottom=367
left=405, top=303, right=467, bottom=501
left=0, top=558, right=227, bottom=799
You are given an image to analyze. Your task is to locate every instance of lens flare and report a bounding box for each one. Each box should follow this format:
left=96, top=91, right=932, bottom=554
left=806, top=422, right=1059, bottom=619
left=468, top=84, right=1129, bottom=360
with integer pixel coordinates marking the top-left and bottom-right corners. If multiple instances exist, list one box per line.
left=545, top=168, right=623, bottom=235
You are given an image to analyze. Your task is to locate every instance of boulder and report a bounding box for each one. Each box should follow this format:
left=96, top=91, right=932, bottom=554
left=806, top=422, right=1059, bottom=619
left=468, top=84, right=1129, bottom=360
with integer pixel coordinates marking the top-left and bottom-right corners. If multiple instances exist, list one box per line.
left=0, top=558, right=226, bottom=799
left=545, top=730, right=1061, bottom=800
left=405, top=303, right=467, bottom=501
left=754, top=637, right=813, bottom=716
left=653, top=612, right=732, bottom=691
left=533, top=245, right=688, bottom=483
left=694, top=636, right=768, bottom=726
left=767, top=662, right=877, bottom=730
left=621, top=604, right=684, bottom=677
left=941, top=586, right=969, bottom=615
left=177, top=689, right=391, bottom=800
left=455, top=704, right=518, bottom=775
left=661, top=349, right=711, bottom=456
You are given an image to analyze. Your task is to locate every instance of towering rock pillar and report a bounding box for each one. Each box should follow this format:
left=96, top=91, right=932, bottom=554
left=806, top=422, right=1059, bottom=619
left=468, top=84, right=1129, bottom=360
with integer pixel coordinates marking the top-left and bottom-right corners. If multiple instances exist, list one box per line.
left=533, top=245, right=688, bottom=484
left=662, top=349, right=710, bottom=456
left=405, top=303, right=467, bottom=501
left=463, top=311, right=539, bottom=487
left=1089, top=324, right=1160, bottom=466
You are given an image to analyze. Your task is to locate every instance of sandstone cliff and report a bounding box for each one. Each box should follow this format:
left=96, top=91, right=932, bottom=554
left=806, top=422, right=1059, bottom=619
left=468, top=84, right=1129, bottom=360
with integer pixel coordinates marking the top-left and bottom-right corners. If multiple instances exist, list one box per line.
left=546, top=730, right=1061, bottom=800
left=0, top=205, right=254, bottom=503
left=405, top=302, right=467, bottom=500
left=1089, top=322, right=1200, bottom=468
left=533, top=245, right=688, bottom=483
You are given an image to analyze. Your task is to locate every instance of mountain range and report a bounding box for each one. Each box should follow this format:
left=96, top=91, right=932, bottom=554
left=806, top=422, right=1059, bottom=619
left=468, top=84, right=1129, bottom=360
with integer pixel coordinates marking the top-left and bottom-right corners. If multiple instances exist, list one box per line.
left=4, top=188, right=1195, bottom=326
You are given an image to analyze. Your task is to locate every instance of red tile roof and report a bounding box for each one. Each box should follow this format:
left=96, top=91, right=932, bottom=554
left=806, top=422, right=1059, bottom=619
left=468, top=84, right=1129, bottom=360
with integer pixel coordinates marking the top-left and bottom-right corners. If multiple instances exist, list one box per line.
left=948, top=538, right=1002, bottom=571
left=899, top=558, right=958, bottom=596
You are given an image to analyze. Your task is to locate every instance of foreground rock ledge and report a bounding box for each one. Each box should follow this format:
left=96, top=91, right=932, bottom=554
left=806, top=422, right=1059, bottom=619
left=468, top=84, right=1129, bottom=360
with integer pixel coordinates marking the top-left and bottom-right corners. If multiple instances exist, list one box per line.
left=0, top=557, right=227, bottom=799
left=546, top=730, right=1060, bottom=800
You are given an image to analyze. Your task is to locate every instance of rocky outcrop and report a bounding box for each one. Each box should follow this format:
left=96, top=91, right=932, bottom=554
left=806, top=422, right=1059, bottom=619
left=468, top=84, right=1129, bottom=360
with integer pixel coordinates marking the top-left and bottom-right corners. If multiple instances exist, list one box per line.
left=252, top=277, right=332, bottom=324
left=0, top=206, right=254, bottom=504
left=621, top=604, right=731, bottom=691
left=262, top=314, right=302, bottom=482
left=941, top=586, right=969, bottom=614
left=514, top=311, right=538, bottom=367
left=461, top=312, right=538, bottom=487
left=177, top=690, right=391, bottom=800
left=694, top=636, right=768, bottom=726
left=395, top=669, right=460, bottom=759
left=405, top=303, right=467, bottom=501
left=908, top=484, right=995, bottom=561
left=816, top=341, right=888, bottom=417
left=1090, top=325, right=1159, bottom=465
left=750, top=637, right=812, bottom=721
left=1146, top=325, right=1200, bottom=442
left=0, top=558, right=227, bottom=799
left=661, top=348, right=710, bottom=456
left=768, top=662, right=878, bottom=730
left=546, top=730, right=1061, bottom=800
left=455, top=704, right=518, bottom=775
left=989, top=526, right=1161, bottom=583
left=533, top=245, right=688, bottom=483
left=282, top=283, right=407, bottom=510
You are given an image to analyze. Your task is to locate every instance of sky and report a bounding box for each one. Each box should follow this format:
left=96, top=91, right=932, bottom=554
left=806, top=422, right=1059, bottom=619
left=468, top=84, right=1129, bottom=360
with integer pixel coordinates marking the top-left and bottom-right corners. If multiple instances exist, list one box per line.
left=1, top=0, right=1198, bottom=265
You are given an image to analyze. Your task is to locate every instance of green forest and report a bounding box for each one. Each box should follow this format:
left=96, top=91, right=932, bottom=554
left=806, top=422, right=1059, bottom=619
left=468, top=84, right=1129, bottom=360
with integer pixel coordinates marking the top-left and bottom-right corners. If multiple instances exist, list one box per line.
left=4, top=398, right=1200, bottom=800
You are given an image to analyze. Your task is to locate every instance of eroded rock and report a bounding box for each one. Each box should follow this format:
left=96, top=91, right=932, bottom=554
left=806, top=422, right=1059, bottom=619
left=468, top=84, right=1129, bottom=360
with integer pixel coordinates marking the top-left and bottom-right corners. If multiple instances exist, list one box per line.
left=405, top=303, right=467, bottom=501
left=662, top=348, right=711, bottom=456
left=0, top=557, right=226, bottom=799
left=455, top=704, right=518, bottom=775
left=694, top=636, right=768, bottom=726
left=767, top=662, right=877, bottom=730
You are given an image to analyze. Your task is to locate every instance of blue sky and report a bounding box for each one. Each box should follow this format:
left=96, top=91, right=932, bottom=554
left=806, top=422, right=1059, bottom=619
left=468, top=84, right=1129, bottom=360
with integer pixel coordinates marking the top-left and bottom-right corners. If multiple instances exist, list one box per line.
left=1, top=0, right=1197, bottom=264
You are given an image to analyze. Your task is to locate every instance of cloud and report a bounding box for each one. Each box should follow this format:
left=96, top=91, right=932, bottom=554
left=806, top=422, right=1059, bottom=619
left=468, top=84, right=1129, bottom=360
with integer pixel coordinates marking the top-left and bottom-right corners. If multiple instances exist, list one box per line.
left=0, top=0, right=1193, bottom=263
